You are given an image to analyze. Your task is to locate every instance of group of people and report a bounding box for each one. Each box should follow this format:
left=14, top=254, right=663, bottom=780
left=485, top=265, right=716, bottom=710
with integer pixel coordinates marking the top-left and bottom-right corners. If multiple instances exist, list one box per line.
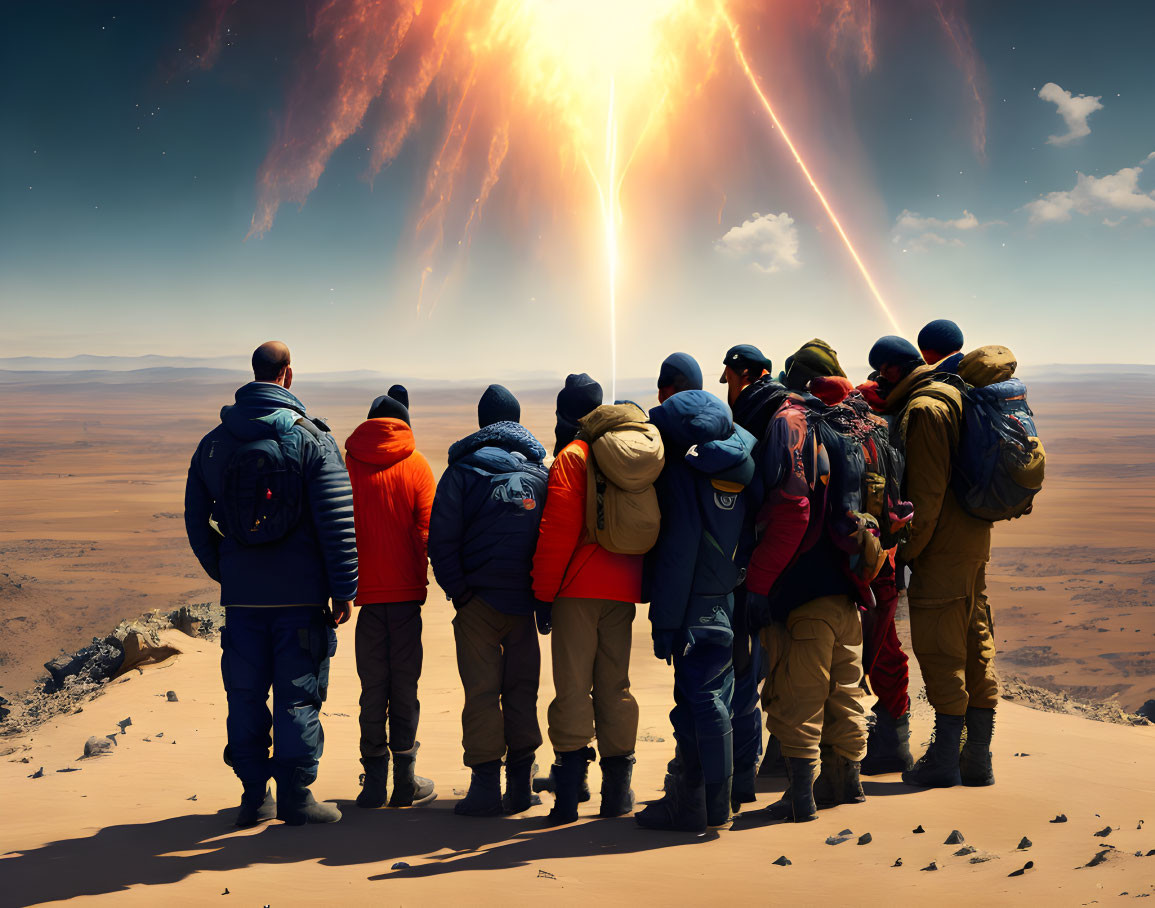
left=185, top=319, right=1011, bottom=830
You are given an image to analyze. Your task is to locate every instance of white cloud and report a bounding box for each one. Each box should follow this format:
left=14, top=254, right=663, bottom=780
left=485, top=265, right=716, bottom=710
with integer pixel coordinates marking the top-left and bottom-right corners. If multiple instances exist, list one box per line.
left=715, top=212, right=800, bottom=273
left=1024, top=154, right=1155, bottom=224
left=896, top=210, right=981, bottom=232
left=892, top=208, right=997, bottom=253
left=1039, top=82, right=1103, bottom=145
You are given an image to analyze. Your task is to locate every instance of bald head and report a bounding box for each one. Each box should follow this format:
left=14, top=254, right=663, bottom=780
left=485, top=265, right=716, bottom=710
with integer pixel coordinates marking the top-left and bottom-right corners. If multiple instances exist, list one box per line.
left=252, top=341, right=292, bottom=386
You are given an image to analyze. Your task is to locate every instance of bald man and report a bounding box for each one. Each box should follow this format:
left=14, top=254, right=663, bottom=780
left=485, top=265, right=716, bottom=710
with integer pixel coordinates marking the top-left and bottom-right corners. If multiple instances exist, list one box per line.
left=185, top=341, right=358, bottom=826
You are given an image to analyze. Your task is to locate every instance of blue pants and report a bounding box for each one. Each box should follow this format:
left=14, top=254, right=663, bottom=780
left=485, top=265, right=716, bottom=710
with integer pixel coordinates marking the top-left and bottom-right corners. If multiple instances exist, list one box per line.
left=670, top=641, right=735, bottom=785
left=221, top=606, right=335, bottom=787
left=732, top=633, right=765, bottom=773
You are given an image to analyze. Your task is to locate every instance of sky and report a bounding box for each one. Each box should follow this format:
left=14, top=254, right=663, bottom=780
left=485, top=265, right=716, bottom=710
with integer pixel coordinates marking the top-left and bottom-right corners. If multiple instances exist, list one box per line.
left=1, top=0, right=1153, bottom=384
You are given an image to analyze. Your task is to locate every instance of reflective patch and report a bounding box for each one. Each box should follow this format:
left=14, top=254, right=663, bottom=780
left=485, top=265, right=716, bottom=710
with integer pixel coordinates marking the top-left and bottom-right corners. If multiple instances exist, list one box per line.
left=714, top=491, right=738, bottom=511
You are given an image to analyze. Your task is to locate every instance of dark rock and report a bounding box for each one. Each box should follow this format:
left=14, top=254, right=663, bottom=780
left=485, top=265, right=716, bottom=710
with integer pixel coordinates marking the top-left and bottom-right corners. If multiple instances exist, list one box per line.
left=954, top=845, right=977, bottom=856
left=166, top=691, right=179, bottom=702
left=772, top=855, right=791, bottom=866
left=1094, top=826, right=1112, bottom=837
left=945, top=830, right=965, bottom=845
left=222, top=888, right=229, bottom=895
left=1147, top=849, right=1155, bottom=857
left=1136, top=699, right=1155, bottom=722
left=118, top=717, right=132, bottom=733
left=0, top=694, right=9, bottom=721
left=392, top=862, right=410, bottom=870
left=920, top=861, right=938, bottom=872
left=83, top=735, right=114, bottom=757
left=892, top=858, right=902, bottom=867
left=857, top=833, right=872, bottom=845
left=56, top=767, right=80, bottom=773
left=1085, top=850, right=1111, bottom=868
left=537, top=870, right=556, bottom=880
left=29, top=766, right=44, bottom=779
left=187, top=794, right=197, bottom=801
left=838, top=828, right=853, bottom=836
left=825, top=835, right=852, bottom=845
left=1018, top=837, right=1032, bottom=849
left=1050, top=814, right=1068, bottom=823
left=1008, top=861, right=1034, bottom=877
left=913, top=824, right=925, bottom=834
left=970, top=855, right=998, bottom=864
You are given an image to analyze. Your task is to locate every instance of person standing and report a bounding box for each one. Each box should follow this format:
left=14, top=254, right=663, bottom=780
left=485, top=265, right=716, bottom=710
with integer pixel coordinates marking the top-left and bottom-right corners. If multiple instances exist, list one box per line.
left=345, top=394, right=436, bottom=809
left=429, top=385, right=550, bottom=816
left=533, top=373, right=644, bottom=826
left=917, top=319, right=966, bottom=373
left=657, top=352, right=703, bottom=403
left=184, top=342, right=357, bottom=826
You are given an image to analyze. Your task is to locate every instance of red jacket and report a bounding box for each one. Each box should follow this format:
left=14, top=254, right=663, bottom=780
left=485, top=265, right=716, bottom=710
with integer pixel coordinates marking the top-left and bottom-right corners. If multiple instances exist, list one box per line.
left=345, top=418, right=435, bottom=604
left=532, top=440, right=642, bottom=604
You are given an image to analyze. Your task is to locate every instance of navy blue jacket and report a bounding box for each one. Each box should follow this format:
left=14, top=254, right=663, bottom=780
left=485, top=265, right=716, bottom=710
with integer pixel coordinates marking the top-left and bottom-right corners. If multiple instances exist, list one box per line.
left=184, top=382, right=358, bottom=606
left=428, top=422, right=548, bottom=615
left=647, top=392, right=756, bottom=646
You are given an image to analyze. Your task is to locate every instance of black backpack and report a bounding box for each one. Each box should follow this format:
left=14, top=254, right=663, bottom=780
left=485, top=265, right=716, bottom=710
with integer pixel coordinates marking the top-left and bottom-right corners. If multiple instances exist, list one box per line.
left=218, top=419, right=322, bottom=546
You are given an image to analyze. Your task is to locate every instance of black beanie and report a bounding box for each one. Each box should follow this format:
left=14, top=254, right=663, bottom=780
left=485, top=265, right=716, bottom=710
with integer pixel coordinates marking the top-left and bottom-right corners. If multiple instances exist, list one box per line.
left=554, top=372, right=603, bottom=455
left=478, top=383, right=521, bottom=428
left=917, top=319, right=964, bottom=357
left=388, top=383, right=410, bottom=410
left=868, top=335, right=923, bottom=372
left=368, top=394, right=411, bottom=424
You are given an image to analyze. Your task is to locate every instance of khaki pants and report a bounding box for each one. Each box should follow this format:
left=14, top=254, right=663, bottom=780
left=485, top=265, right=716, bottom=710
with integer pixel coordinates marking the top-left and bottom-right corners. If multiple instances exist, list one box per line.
left=760, top=595, right=866, bottom=762
left=453, top=597, right=542, bottom=767
left=908, top=561, right=998, bottom=715
left=547, top=597, right=638, bottom=757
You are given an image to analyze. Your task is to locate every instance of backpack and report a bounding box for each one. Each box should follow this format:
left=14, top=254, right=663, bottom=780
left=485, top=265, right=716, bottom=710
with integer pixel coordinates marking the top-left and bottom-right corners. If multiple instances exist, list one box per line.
left=219, top=419, right=322, bottom=545
left=578, top=403, right=665, bottom=555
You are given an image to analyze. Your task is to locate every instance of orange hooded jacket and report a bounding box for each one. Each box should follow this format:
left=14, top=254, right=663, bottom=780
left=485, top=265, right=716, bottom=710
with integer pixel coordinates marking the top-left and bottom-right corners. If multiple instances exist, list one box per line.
left=345, top=418, right=435, bottom=605
left=532, top=440, right=643, bottom=604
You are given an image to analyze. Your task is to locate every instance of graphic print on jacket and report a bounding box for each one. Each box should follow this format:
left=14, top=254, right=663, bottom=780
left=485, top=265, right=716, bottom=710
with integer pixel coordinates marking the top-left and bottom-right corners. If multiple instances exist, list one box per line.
left=428, top=421, right=549, bottom=616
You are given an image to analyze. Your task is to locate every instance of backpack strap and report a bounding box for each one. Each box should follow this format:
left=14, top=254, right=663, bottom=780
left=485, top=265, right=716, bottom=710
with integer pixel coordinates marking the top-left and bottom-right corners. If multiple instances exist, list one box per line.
left=292, top=417, right=326, bottom=441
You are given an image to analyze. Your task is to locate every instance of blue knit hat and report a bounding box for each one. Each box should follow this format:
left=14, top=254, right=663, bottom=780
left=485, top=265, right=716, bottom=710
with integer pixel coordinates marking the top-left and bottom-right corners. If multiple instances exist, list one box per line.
left=657, top=352, right=703, bottom=392
left=478, top=384, right=521, bottom=428
left=869, top=335, right=923, bottom=372
left=387, top=383, right=409, bottom=410
left=917, top=319, right=964, bottom=358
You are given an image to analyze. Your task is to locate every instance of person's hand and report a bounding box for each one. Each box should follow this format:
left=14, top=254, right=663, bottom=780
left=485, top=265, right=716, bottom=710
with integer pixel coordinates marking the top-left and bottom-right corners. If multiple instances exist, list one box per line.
left=452, top=591, right=476, bottom=610
left=534, top=600, right=552, bottom=635
left=743, top=590, right=771, bottom=632
left=652, top=629, right=676, bottom=664
left=327, top=600, right=353, bottom=627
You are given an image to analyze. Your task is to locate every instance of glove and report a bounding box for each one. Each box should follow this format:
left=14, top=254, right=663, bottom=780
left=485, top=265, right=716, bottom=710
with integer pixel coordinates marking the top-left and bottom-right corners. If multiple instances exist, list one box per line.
left=534, top=600, right=552, bottom=636
left=652, top=629, right=676, bottom=664
left=743, top=590, right=771, bottom=632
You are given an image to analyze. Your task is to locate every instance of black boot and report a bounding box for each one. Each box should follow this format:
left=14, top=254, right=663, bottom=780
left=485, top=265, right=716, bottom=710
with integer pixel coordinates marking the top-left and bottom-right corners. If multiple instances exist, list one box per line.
left=758, top=735, right=787, bottom=777
left=636, top=768, right=707, bottom=832
left=276, top=767, right=342, bottom=825
left=502, top=750, right=541, bottom=815
left=597, top=753, right=636, bottom=818
left=543, top=748, right=594, bottom=827
left=704, top=777, right=733, bottom=828
left=813, top=745, right=866, bottom=808
left=388, top=743, right=436, bottom=808
left=533, top=756, right=592, bottom=803
left=861, top=705, right=914, bottom=775
left=762, top=757, right=818, bottom=823
left=455, top=760, right=503, bottom=816
left=235, top=782, right=276, bottom=828
left=902, top=712, right=964, bottom=788
left=731, top=762, right=757, bottom=811
left=959, top=707, right=995, bottom=787
left=356, top=754, right=389, bottom=808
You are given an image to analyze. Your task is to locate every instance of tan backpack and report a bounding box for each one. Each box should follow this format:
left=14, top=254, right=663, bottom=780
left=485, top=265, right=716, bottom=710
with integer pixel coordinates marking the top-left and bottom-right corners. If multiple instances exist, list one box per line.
left=578, top=403, right=665, bottom=555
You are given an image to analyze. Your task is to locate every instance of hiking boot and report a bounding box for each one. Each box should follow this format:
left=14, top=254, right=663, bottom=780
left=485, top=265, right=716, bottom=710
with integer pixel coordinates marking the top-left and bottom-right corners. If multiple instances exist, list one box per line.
left=814, top=745, right=866, bottom=808
left=902, top=712, right=964, bottom=789
left=356, top=754, right=389, bottom=809
left=761, top=757, right=818, bottom=823
left=235, top=783, right=276, bottom=828
left=597, top=753, right=636, bottom=818
left=502, top=750, right=541, bottom=815
left=861, top=705, right=914, bottom=775
left=533, top=756, right=592, bottom=803
left=635, top=769, right=707, bottom=832
left=758, top=735, right=788, bottom=777
left=276, top=769, right=342, bottom=825
left=455, top=760, right=503, bottom=817
left=730, top=762, right=758, bottom=811
left=543, top=747, right=594, bottom=827
left=959, top=706, right=996, bottom=787
left=388, top=743, right=436, bottom=808
left=705, top=777, right=733, bottom=828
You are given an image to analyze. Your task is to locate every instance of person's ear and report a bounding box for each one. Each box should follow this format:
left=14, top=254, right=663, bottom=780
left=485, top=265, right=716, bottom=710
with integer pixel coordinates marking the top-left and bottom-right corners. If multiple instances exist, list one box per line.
left=283, top=365, right=293, bottom=389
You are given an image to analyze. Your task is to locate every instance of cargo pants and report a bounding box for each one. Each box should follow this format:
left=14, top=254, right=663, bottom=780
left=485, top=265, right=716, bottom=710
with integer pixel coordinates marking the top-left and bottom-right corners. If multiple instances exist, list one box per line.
left=862, top=563, right=911, bottom=719
left=355, top=602, right=423, bottom=758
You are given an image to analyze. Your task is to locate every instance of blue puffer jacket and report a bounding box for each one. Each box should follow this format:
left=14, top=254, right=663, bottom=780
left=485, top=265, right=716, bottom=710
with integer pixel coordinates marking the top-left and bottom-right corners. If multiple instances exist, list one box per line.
left=647, top=391, right=756, bottom=648
left=184, top=382, right=358, bottom=606
left=428, top=422, right=549, bottom=615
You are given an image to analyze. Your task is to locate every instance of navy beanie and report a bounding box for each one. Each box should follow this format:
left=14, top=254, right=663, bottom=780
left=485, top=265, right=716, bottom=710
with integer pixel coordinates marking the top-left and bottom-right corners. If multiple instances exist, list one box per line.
left=554, top=373, right=603, bottom=455
left=368, top=394, right=411, bottom=425
left=657, top=352, right=703, bottom=392
left=869, top=335, right=923, bottom=372
left=478, top=383, right=521, bottom=428
left=388, top=383, right=410, bottom=410
left=917, top=319, right=964, bottom=357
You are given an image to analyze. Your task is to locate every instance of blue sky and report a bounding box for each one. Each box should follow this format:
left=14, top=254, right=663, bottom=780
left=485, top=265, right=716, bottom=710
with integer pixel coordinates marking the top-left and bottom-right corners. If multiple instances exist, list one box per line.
left=1, top=0, right=1152, bottom=381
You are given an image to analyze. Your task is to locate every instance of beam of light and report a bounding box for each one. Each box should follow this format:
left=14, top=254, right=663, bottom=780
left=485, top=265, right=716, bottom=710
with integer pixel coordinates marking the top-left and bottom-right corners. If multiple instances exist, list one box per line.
left=722, top=7, right=902, bottom=334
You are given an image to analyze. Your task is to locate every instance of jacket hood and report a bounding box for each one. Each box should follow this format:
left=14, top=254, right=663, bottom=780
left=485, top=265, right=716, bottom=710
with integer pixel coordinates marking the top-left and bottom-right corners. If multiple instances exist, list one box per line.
left=731, top=375, right=789, bottom=440
left=959, top=345, right=1017, bottom=387
left=346, top=418, right=416, bottom=467
left=652, top=391, right=757, bottom=481
left=449, top=421, right=546, bottom=466
left=220, top=382, right=310, bottom=442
